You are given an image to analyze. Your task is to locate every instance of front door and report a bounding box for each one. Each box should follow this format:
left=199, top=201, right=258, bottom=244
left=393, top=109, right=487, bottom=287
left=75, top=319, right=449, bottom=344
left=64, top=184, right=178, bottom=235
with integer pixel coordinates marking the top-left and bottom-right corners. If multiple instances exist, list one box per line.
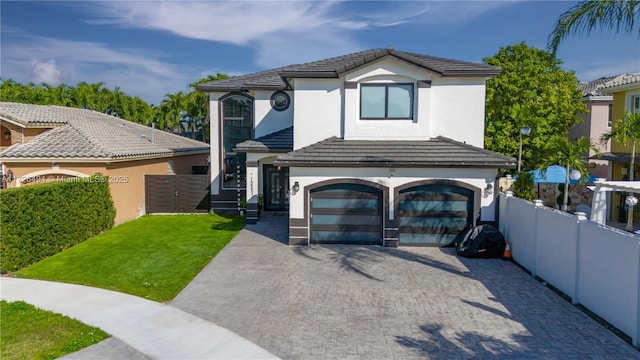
left=264, top=165, right=289, bottom=211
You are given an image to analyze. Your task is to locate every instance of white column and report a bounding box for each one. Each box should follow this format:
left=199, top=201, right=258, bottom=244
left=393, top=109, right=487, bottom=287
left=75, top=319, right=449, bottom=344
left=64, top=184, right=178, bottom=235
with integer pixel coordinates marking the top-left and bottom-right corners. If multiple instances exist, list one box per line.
left=246, top=163, right=259, bottom=204
left=209, top=97, right=221, bottom=195
left=590, top=179, right=608, bottom=225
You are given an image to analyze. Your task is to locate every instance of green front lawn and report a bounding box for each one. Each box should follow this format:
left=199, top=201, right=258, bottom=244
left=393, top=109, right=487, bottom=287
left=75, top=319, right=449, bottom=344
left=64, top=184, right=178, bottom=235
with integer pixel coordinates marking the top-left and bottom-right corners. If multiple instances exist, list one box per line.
left=0, top=301, right=108, bottom=360
left=16, top=214, right=244, bottom=302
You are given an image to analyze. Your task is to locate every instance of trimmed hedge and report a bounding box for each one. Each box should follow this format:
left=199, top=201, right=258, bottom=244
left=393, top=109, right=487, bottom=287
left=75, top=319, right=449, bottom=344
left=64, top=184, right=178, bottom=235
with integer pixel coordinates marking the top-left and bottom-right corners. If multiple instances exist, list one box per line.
left=0, top=175, right=115, bottom=273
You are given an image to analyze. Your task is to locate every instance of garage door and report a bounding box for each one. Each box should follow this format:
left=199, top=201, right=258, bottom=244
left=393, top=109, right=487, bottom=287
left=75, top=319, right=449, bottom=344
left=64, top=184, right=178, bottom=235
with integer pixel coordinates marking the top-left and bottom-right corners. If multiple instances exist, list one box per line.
left=310, top=183, right=383, bottom=245
left=398, top=184, right=474, bottom=246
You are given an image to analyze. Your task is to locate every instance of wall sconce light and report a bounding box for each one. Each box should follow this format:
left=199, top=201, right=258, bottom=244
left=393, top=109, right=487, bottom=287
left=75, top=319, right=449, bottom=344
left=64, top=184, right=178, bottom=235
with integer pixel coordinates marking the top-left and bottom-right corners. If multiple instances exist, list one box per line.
left=6, top=169, right=14, bottom=182
left=292, top=181, right=300, bottom=193
left=389, top=168, right=396, bottom=178
left=3, top=130, right=10, bottom=141
left=483, top=183, right=493, bottom=198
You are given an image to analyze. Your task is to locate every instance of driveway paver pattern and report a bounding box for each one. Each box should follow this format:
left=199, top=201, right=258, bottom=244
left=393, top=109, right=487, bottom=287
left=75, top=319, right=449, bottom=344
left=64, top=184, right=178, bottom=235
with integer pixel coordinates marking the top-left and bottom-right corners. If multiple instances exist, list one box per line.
left=172, top=214, right=640, bottom=359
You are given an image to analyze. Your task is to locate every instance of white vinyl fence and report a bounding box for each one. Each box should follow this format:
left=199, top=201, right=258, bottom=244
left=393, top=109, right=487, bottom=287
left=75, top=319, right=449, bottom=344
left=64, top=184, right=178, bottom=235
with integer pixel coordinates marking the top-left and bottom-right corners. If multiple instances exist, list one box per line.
left=498, top=192, right=640, bottom=346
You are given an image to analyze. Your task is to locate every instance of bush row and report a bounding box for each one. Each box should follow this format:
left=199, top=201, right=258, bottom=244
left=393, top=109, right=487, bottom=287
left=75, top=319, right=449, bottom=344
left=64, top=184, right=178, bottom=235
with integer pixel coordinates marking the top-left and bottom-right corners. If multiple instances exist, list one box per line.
left=0, top=176, right=115, bottom=272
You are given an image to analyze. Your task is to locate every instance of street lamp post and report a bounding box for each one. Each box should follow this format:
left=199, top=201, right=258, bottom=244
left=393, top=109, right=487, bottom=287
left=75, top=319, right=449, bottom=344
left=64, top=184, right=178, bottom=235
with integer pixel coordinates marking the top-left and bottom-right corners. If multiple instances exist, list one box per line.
left=518, top=126, right=532, bottom=172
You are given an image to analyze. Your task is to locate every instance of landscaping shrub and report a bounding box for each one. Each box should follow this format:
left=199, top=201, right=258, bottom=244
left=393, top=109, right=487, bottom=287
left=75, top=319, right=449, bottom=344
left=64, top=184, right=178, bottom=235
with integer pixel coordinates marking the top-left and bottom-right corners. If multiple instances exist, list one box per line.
left=0, top=175, right=115, bottom=272
left=514, top=171, right=535, bottom=201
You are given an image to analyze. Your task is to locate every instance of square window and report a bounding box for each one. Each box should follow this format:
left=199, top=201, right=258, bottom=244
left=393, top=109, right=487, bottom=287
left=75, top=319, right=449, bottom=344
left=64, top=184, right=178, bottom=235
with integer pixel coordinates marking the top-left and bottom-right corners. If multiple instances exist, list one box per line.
left=360, top=84, right=413, bottom=119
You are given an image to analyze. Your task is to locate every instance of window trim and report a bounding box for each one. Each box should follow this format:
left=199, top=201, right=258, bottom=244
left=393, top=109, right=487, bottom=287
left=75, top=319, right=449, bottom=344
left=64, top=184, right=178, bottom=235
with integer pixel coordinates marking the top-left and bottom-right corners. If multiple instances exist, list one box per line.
left=359, top=83, right=414, bottom=120
left=631, top=94, right=640, bottom=114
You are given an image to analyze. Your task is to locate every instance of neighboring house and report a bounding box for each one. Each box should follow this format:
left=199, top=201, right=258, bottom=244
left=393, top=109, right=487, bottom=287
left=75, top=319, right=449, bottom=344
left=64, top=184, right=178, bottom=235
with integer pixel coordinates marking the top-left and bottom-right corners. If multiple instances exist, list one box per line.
left=595, top=73, right=640, bottom=221
left=569, top=76, right=616, bottom=178
left=0, top=102, right=210, bottom=224
left=198, top=48, right=516, bottom=247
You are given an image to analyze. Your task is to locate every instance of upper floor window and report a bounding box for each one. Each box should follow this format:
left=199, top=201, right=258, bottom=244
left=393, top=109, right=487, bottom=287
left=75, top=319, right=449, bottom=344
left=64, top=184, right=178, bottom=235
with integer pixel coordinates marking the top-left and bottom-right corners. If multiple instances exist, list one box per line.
left=608, top=103, right=613, bottom=128
left=360, top=83, right=413, bottom=119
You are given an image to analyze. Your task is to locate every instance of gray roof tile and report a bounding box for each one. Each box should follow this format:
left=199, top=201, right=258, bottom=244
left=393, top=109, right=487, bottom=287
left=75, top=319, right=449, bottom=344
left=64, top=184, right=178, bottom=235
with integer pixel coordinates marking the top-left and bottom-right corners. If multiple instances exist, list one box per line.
left=579, top=75, right=619, bottom=96
left=234, top=126, right=293, bottom=153
left=0, top=102, right=209, bottom=160
left=197, top=48, right=500, bottom=92
left=274, top=136, right=516, bottom=168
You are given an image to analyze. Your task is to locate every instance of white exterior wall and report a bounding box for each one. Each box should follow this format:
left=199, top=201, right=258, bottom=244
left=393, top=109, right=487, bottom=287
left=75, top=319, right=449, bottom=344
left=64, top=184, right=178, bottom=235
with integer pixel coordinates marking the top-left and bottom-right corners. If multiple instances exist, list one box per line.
left=429, top=78, right=488, bottom=148
left=288, top=167, right=497, bottom=221
left=292, top=79, right=343, bottom=150
left=253, top=90, right=293, bottom=138
left=208, top=92, right=226, bottom=195
left=343, top=59, right=433, bottom=141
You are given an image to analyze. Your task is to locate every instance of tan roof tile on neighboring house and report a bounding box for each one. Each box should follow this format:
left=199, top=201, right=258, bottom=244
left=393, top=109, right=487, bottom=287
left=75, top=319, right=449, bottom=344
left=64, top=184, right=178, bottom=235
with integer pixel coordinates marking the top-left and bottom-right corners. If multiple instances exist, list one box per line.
left=596, top=73, right=640, bottom=92
left=0, top=102, right=209, bottom=160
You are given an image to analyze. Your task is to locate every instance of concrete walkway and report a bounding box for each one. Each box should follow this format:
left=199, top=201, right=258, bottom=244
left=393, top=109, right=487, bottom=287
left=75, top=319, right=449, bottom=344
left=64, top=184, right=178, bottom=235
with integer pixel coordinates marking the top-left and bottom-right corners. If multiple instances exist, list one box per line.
left=0, top=277, right=278, bottom=360
left=172, top=215, right=640, bottom=359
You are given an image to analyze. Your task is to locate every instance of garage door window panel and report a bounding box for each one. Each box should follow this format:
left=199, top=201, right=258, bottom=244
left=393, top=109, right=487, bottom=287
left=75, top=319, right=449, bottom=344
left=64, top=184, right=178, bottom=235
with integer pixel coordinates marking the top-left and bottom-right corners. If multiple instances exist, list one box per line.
left=398, top=184, right=474, bottom=246
left=310, top=183, right=383, bottom=245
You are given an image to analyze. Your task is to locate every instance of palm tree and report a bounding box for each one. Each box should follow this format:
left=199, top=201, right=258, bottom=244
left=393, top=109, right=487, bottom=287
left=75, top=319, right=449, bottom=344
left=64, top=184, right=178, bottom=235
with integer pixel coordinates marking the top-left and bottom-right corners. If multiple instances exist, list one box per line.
left=548, top=0, right=640, bottom=54
left=541, top=135, right=600, bottom=211
left=601, top=111, right=640, bottom=230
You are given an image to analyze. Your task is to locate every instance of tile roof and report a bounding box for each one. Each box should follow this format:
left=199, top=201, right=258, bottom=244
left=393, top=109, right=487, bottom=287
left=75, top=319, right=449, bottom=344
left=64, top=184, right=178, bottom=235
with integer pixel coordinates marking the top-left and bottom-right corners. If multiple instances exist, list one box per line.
left=596, top=73, right=640, bottom=92
left=0, top=102, right=209, bottom=160
left=578, top=73, right=640, bottom=97
left=197, top=48, right=500, bottom=92
left=234, top=126, right=293, bottom=153
left=578, top=75, right=619, bottom=96
left=274, top=136, right=516, bottom=168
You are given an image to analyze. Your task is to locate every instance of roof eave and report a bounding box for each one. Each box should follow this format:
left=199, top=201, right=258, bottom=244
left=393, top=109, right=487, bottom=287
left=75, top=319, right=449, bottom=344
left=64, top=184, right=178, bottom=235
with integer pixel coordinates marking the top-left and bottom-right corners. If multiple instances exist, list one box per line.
left=599, top=82, right=640, bottom=93
left=441, top=70, right=502, bottom=78
left=273, top=160, right=516, bottom=168
left=196, top=84, right=285, bottom=92
left=170, top=148, right=210, bottom=154
left=0, top=150, right=208, bottom=164
left=278, top=71, right=340, bottom=79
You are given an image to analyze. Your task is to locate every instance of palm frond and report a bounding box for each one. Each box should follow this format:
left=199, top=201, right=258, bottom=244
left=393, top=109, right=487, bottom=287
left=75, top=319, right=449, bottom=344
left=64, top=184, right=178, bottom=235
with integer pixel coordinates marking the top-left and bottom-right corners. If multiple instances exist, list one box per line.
left=548, top=0, right=640, bottom=54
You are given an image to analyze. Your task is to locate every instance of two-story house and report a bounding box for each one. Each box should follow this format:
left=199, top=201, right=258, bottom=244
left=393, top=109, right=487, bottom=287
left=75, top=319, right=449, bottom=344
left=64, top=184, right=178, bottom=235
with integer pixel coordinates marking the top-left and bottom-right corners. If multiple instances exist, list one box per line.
left=197, top=48, right=516, bottom=247
left=597, top=73, right=640, bottom=222
left=570, top=76, right=617, bottom=178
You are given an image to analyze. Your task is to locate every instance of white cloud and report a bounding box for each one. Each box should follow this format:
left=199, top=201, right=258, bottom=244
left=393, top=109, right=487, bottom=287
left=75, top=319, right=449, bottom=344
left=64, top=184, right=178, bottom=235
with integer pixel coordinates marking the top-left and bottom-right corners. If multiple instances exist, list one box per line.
left=86, top=1, right=512, bottom=69
left=1, top=33, right=195, bottom=104
left=29, top=59, right=65, bottom=84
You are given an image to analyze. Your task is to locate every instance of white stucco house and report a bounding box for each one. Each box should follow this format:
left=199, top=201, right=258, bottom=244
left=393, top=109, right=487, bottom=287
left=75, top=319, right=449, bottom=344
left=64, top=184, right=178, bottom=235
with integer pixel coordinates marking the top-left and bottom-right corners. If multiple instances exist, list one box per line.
left=197, top=48, right=516, bottom=247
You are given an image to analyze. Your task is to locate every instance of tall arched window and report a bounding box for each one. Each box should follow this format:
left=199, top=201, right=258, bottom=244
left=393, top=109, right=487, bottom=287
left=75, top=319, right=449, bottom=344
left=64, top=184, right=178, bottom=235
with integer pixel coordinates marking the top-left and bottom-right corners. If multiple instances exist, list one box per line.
left=222, top=94, right=253, bottom=188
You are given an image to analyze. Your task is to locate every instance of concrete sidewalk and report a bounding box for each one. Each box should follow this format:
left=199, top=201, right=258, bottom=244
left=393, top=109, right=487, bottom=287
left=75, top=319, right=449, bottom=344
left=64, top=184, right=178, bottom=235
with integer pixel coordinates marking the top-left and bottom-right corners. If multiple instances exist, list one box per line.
left=0, top=277, right=278, bottom=360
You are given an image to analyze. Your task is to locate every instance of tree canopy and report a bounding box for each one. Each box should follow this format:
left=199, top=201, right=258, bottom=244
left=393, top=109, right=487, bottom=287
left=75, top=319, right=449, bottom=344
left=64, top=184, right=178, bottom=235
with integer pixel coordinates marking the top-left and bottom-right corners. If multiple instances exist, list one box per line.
left=540, top=135, right=599, bottom=211
left=548, top=0, right=640, bottom=55
left=0, top=73, right=228, bottom=142
left=483, top=42, right=587, bottom=172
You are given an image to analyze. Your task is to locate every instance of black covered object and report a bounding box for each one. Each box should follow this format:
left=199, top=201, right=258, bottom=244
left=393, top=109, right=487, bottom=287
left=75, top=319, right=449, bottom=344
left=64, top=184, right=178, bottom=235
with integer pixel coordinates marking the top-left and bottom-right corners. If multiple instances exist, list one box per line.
left=456, top=225, right=506, bottom=258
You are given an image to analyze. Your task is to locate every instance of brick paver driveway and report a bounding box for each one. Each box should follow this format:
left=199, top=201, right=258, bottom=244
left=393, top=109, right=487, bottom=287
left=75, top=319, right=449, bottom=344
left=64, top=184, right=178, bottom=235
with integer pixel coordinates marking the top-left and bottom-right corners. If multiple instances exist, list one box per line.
left=172, top=214, right=639, bottom=359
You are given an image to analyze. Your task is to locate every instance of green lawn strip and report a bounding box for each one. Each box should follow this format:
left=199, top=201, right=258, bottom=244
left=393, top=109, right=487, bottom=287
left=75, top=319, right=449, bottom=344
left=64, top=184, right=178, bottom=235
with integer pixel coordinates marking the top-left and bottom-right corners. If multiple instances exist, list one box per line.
left=16, top=214, right=244, bottom=302
left=1, top=300, right=109, bottom=360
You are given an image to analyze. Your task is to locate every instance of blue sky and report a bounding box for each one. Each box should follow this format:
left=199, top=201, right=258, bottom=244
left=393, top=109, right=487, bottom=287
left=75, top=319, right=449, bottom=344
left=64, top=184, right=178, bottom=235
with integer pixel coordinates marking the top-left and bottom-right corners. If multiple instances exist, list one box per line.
left=1, top=1, right=638, bottom=105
